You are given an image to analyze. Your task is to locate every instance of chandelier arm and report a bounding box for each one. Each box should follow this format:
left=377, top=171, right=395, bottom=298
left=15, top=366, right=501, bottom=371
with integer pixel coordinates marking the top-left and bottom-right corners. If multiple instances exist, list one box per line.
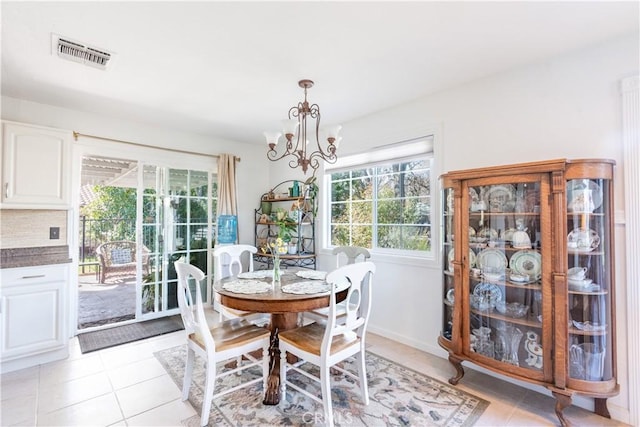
left=308, top=103, right=320, bottom=119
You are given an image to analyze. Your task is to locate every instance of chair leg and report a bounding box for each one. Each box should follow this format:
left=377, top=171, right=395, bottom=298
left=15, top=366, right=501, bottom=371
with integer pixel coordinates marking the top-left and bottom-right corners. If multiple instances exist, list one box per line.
left=262, top=345, right=269, bottom=392
left=279, top=349, right=287, bottom=407
left=357, top=350, right=370, bottom=405
left=182, top=347, right=195, bottom=401
left=201, top=361, right=216, bottom=427
left=320, top=362, right=334, bottom=427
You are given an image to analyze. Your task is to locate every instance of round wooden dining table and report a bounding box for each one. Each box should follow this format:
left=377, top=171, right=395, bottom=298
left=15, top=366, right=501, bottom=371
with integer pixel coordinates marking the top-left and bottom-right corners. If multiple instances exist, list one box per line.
left=213, top=268, right=347, bottom=405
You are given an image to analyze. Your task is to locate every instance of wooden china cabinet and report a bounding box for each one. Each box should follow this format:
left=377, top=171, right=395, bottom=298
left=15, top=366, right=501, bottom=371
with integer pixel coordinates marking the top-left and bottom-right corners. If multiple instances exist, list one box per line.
left=438, top=159, right=618, bottom=426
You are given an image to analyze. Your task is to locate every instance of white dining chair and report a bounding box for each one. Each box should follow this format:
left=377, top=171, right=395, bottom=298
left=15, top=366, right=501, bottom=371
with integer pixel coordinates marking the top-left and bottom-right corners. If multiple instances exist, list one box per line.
left=212, top=244, right=267, bottom=324
left=278, top=261, right=375, bottom=427
left=175, top=261, right=271, bottom=427
left=305, top=246, right=371, bottom=324
left=332, top=245, right=371, bottom=267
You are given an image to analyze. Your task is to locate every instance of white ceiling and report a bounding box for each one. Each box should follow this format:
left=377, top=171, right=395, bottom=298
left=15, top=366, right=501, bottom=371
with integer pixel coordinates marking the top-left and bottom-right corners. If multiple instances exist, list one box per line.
left=2, top=1, right=638, bottom=146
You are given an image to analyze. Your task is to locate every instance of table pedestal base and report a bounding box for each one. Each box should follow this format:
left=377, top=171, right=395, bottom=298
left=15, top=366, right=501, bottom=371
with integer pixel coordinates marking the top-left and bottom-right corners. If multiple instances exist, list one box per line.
left=263, top=313, right=298, bottom=405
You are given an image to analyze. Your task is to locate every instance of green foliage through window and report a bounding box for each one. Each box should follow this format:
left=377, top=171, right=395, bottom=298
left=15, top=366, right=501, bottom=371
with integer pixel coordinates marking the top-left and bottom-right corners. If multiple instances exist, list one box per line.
left=328, top=158, right=432, bottom=252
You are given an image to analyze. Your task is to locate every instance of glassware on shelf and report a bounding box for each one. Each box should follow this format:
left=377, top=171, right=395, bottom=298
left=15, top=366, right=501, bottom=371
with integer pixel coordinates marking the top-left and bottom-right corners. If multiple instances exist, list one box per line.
left=570, top=343, right=606, bottom=381
left=472, top=327, right=495, bottom=358
left=498, top=326, right=523, bottom=366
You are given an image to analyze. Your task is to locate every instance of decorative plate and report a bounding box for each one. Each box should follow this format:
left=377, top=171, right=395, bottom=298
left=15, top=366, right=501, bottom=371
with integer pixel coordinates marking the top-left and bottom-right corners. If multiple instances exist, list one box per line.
left=482, top=184, right=516, bottom=212
left=472, top=282, right=503, bottom=303
left=476, top=248, right=508, bottom=270
left=296, top=270, right=327, bottom=280
left=447, top=248, right=477, bottom=272
left=446, top=288, right=455, bottom=305
left=567, top=228, right=600, bottom=252
left=567, top=179, right=602, bottom=213
left=509, top=250, right=542, bottom=279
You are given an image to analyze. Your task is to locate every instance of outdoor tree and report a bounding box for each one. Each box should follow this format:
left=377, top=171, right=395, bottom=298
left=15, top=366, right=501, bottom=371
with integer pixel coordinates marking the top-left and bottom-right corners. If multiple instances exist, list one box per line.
left=82, top=186, right=137, bottom=242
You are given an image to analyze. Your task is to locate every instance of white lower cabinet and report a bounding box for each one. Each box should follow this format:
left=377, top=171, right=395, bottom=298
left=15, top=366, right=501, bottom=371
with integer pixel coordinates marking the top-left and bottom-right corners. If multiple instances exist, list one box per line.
left=1, top=264, right=69, bottom=372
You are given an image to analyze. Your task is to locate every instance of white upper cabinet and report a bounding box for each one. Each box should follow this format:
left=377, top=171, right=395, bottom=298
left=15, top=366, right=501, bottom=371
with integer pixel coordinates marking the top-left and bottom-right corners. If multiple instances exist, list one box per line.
left=1, top=121, right=71, bottom=208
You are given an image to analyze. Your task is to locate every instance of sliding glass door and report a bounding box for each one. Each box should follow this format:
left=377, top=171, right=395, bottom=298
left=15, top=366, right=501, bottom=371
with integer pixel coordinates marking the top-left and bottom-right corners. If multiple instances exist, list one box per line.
left=140, top=166, right=214, bottom=318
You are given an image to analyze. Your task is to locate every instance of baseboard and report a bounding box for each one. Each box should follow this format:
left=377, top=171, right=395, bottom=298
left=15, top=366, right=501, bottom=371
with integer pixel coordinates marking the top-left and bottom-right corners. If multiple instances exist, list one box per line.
left=1, top=345, right=69, bottom=374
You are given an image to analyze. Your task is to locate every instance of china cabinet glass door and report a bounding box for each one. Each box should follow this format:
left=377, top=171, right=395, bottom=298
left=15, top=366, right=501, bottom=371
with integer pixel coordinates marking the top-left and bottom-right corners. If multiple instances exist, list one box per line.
left=566, top=177, right=614, bottom=385
left=442, top=186, right=455, bottom=342
left=463, top=177, right=549, bottom=380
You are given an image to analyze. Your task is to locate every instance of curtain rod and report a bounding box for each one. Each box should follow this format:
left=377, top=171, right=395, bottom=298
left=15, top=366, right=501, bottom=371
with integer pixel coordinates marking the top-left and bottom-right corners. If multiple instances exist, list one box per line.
left=72, top=131, right=240, bottom=161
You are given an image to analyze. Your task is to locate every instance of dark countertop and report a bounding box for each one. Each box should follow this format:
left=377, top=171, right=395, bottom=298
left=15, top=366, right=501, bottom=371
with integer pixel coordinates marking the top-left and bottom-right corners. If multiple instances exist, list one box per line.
left=1, top=245, right=72, bottom=269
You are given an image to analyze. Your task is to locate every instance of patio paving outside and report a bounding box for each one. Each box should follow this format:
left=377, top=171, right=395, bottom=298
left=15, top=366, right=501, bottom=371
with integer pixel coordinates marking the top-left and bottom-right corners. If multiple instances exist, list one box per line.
left=78, top=273, right=136, bottom=329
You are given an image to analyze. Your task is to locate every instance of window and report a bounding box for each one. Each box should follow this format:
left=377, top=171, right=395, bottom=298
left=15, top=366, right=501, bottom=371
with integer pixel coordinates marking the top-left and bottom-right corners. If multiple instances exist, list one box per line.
left=326, top=138, right=433, bottom=255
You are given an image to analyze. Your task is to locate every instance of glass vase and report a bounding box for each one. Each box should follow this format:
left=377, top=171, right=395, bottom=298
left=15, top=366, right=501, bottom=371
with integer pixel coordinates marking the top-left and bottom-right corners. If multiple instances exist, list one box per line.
left=500, top=326, right=523, bottom=366
left=272, top=255, right=281, bottom=285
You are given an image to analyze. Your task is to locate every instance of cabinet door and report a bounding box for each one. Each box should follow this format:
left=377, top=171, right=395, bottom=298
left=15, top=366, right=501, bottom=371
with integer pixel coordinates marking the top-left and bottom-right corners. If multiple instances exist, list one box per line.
left=1, top=122, right=71, bottom=208
left=464, top=176, right=550, bottom=382
left=565, top=176, right=616, bottom=391
left=1, top=281, right=66, bottom=360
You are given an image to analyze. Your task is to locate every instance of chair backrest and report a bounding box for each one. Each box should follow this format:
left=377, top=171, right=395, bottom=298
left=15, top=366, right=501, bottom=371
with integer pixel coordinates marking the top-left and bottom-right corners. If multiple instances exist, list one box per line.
left=322, top=261, right=375, bottom=351
left=212, top=244, right=257, bottom=281
left=332, top=246, right=371, bottom=268
left=96, top=240, right=150, bottom=265
left=175, top=261, right=215, bottom=352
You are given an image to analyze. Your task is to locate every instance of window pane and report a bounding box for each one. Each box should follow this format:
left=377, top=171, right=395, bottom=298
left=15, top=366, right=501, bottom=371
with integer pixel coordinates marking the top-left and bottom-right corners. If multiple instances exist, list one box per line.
left=405, top=168, right=431, bottom=197
left=377, top=199, right=403, bottom=223
left=351, top=226, right=372, bottom=248
left=331, top=202, right=349, bottom=220
left=331, top=171, right=350, bottom=181
left=190, top=171, right=208, bottom=196
left=351, top=176, right=372, bottom=201
left=331, top=224, right=350, bottom=246
left=331, top=180, right=351, bottom=202
left=378, top=225, right=431, bottom=250
left=351, top=200, right=373, bottom=223
left=190, top=199, right=208, bottom=222
left=169, top=169, right=188, bottom=196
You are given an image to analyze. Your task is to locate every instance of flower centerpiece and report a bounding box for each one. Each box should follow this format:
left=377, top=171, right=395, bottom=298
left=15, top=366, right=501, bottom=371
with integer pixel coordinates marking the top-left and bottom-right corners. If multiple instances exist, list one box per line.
left=263, top=208, right=296, bottom=285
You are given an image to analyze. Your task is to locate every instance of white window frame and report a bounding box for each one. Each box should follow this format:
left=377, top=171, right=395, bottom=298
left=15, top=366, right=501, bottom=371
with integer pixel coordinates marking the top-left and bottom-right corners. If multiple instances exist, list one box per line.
left=323, top=136, right=436, bottom=261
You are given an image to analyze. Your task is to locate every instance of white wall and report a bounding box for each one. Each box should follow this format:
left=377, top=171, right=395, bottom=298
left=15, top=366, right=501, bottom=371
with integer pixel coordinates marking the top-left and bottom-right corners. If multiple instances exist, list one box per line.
left=326, top=34, right=637, bottom=421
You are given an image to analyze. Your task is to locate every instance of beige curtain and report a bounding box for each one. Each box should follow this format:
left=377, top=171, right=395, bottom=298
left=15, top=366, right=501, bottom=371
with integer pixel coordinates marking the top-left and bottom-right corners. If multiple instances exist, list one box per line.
left=217, top=154, right=238, bottom=239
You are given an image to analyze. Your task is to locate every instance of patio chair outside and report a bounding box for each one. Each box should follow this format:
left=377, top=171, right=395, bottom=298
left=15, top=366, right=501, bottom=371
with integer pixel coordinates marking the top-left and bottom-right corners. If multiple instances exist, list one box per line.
left=96, top=240, right=150, bottom=283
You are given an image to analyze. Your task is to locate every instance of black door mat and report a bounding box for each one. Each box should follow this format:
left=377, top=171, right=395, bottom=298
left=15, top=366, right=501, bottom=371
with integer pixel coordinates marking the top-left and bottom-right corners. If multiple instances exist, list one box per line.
left=78, top=315, right=184, bottom=354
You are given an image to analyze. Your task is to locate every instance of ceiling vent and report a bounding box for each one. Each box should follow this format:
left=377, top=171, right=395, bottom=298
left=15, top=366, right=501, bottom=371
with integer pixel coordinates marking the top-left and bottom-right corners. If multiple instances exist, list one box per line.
left=51, top=34, right=113, bottom=70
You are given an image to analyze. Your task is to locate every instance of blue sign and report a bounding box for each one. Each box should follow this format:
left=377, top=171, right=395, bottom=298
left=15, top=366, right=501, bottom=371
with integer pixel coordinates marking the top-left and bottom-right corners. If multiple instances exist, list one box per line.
left=217, top=215, right=238, bottom=244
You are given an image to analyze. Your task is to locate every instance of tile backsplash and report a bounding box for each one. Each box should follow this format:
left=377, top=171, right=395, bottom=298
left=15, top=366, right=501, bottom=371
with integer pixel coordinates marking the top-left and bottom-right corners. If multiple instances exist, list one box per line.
left=0, top=209, right=68, bottom=249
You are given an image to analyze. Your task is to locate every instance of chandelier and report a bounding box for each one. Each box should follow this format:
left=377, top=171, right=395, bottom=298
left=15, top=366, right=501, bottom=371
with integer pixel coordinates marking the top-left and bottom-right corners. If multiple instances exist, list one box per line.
left=264, top=79, right=341, bottom=174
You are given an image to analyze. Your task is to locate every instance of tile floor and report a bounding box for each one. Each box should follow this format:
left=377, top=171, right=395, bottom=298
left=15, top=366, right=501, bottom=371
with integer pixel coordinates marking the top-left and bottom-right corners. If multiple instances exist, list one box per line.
left=1, top=309, right=628, bottom=426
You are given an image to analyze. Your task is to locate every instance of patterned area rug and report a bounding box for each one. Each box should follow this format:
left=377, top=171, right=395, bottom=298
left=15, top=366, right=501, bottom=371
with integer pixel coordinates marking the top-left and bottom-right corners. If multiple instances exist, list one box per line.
left=154, top=345, right=489, bottom=426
